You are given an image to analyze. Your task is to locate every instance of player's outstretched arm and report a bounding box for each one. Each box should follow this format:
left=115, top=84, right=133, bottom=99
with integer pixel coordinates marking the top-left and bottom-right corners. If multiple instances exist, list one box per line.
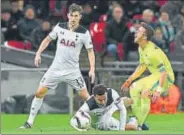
left=152, top=70, right=167, bottom=102
left=36, top=36, right=52, bottom=55
left=121, top=64, right=146, bottom=90
left=151, top=52, right=168, bottom=102
left=115, top=98, right=127, bottom=131
left=35, top=36, right=52, bottom=67
left=129, top=64, right=147, bottom=81
left=87, top=48, right=95, bottom=83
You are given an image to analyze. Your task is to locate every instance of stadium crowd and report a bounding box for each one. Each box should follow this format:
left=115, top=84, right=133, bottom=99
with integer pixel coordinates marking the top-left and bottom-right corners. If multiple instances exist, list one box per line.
left=1, top=0, right=184, bottom=61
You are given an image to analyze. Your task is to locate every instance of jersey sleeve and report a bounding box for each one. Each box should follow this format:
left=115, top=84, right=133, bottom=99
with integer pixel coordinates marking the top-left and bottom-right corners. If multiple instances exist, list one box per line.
left=83, top=30, right=93, bottom=49
left=76, top=102, right=90, bottom=115
left=150, top=49, right=166, bottom=73
left=48, top=24, right=58, bottom=40
left=119, top=102, right=127, bottom=131
left=111, top=89, right=120, bottom=101
left=113, top=97, right=127, bottom=131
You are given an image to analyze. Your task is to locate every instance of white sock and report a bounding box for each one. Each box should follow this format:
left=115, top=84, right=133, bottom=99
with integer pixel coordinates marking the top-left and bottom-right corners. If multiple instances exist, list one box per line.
left=27, top=96, right=43, bottom=125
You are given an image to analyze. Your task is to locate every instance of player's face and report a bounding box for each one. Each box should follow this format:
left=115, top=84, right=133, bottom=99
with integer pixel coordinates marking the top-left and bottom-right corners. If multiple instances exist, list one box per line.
left=134, top=26, right=146, bottom=43
left=95, top=94, right=107, bottom=106
left=68, top=11, right=81, bottom=27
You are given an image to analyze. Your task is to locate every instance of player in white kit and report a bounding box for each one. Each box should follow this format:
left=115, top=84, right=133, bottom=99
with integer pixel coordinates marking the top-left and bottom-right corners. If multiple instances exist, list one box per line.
left=71, top=84, right=138, bottom=131
left=20, top=3, right=95, bottom=129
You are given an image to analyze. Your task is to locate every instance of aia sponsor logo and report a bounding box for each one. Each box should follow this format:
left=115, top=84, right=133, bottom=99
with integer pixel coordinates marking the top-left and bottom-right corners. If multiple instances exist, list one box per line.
left=60, top=38, right=76, bottom=48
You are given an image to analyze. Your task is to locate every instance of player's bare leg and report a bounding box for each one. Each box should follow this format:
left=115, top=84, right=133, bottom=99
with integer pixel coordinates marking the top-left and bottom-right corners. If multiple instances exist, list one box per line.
left=77, top=88, right=90, bottom=101
left=19, top=87, right=48, bottom=129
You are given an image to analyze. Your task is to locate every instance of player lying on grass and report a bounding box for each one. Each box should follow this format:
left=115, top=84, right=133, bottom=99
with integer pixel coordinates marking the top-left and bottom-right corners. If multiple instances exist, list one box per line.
left=20, top=3, right=95, bottom=129
left=70, top=84, right=138, bottom=131
left=121, top=22, right=175, bottom=130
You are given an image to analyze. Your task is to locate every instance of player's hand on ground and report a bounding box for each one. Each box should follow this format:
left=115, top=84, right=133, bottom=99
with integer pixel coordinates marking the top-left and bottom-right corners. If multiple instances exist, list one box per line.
left=89, top=70, right=95, bottom=83
left=152, top=91, right=161, bottom=103
left=121, top=78, right=132, bottom=91
left=34, top=54, right=41, bottom=67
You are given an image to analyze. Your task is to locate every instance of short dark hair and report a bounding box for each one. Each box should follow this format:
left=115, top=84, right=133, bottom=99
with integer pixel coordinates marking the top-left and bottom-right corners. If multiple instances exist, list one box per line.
left=69, top=3, right=83, bottom=14
left=93, top=84, right=107, bottom=96
left=140, top=22, right=154, bottom=40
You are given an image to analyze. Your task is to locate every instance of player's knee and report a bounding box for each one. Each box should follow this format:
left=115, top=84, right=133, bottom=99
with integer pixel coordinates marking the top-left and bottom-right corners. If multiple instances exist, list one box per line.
left=35, top=91, right=45, bottom=98
left=35, top=87, right=48, bottom=98
left=78, top=89, right=90, bottom=101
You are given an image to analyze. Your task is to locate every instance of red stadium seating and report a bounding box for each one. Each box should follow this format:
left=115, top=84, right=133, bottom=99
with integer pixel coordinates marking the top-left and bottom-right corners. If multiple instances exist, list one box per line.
left=90, top=22, right=124, bottom=60
left=49, top=0, right=67, bottom=19
left=117, top=43, right=124, bottom=61
left=126, top=21, right=134, bottom=29
left=89, top=22, right=106, bottom=53
left=170, top=42, right=176, bottom=53
left=4, top=40, right=31, bottom=50
left=156, top=0, right=168, bottom=7
left=99, top=14, right=107, bottom=22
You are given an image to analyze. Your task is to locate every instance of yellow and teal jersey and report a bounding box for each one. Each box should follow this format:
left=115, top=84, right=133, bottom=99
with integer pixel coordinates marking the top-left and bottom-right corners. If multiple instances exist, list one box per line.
left=138, top=41, right=175, bottom=83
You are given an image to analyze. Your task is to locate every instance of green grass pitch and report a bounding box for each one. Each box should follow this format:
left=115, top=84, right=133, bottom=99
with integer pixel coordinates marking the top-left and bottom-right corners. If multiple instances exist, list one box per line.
left=1, top=113, right=184, bottom=134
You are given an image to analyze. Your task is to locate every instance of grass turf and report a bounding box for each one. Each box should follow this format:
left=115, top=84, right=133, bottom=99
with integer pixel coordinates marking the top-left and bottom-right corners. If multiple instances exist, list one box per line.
left=1, top=113, right=184, bottom=134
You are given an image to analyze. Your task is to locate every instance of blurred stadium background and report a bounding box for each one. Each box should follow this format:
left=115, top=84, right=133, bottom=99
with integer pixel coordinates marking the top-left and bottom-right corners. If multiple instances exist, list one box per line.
left=1, top=0, right=184, bottom=131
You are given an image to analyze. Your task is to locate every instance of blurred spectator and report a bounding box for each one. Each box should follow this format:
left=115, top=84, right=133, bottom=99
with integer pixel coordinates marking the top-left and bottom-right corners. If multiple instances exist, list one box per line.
left=18, top=0, right=24, bottom=11
left=141, top=1, right=160, bottom=15
left=1, top=31, right=5, bottom=45
left=31, top=20, right=55, bottom=51
left=105, top=4, right=129, bottom=61
left=157, top=11, right=175, bottom=45
left=94, top=0, right=109, bottom=15
left=161, top=0, right=184, bottom=25
left=1, top=0, right=12, bottom=12
left=1, top=10, right=19, bottom=41
left=47, top=0, right=68, bottom=25
left=175, top=30, right=184, bottom=51
left=80, top=3, right=95, bottom=29
left=18, top=5, right=40, bottom=42
left=172, top=5, right=184, bottom=33
left=123, top=0, right=143, bottom=19
left=23, top=0, right=49, bottom=19
left=11, top=0, right=23, bottom=23
left=152, top=27, right=169, bottom=55
left=106, top=1, right=120, bottom=21
left=173, top=5, right=184, bottom=51
left=123, top=19, right=140, bottom=60
left=142, top=9, right=157, bottom=29
left=49, top=0, right=67, bottom=20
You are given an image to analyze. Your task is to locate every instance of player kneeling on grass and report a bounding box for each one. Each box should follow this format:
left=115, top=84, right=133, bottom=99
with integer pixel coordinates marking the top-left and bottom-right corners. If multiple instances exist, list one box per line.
left=70, top=84, right=138, bottom=131
left=121, top=22, right=175, bottom=130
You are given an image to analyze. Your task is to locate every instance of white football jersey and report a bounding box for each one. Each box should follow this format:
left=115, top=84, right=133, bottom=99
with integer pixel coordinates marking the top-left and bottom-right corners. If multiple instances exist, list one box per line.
left=77, top=88, right=120, bottom=117
left=48, top=22, right=93, bottom=74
